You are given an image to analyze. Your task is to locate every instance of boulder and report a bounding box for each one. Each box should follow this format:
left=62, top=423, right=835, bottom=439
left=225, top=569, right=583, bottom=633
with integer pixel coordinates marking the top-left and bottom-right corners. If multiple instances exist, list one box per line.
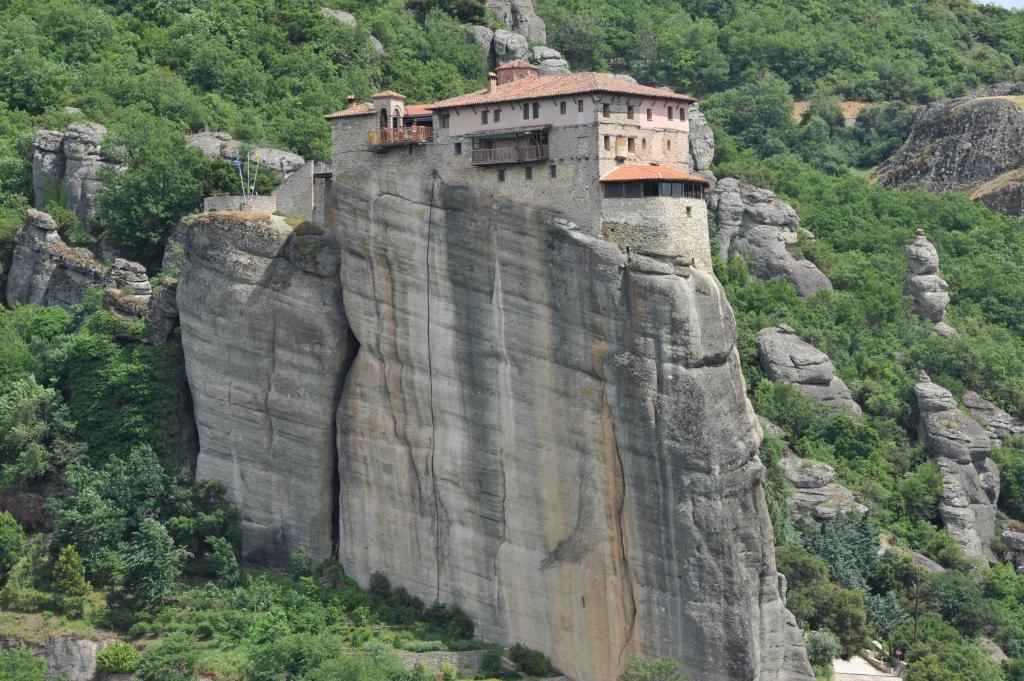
left=5, top=209, right=105, bottom=309
left=491, top=29, right=529, bottom=64
left=465, top=24, right=495, bottom=55
left=185, top=132, right=305, bottom=175
left=710, top=179, right=832, bottom=296
left=915, top=372, right=999, bottom=562
left=319, top=6, right=356, bottom=26
left=757, top=325, right=861, bottom=414
left=903, top=230, right=955, bottom=333
left=486, top=0, right=546, bottom=43
left=103, top=257, right=153, bottom=319
left=877, top=86, right=1024, bottom=217
left=687, top=106, right=715, bottom=179
left=532, top=46, right=571, bottom=75
left=964, top=391, right=1024, bottom=446
left=780, top=453, right=867, bottom=520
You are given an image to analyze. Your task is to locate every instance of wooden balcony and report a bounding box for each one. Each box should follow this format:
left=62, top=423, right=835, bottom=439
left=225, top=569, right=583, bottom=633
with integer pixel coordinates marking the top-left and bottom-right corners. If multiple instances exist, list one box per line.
left=367, top=126, right=432, bottom=148
left=471, top=144, right=549, bottom=165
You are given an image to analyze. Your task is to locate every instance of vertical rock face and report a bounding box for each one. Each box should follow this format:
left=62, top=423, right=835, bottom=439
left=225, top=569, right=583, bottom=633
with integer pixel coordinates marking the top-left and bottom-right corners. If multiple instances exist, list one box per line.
left=331, top=170, right=813, bottom=681
left=904, top=230, right=957, bottom=336
left=915, top=373, right=999, bottom=563
left=710, top=179, right=832, bottom=297
left=5, top=209, right=106, bottom=309
left=486, top=0, right=546, bottom=43
left=687, top=107, right=715, bottom=182
left=756, top=325, right=861, bottom=415
left=175, top=213, right=355, bottom=565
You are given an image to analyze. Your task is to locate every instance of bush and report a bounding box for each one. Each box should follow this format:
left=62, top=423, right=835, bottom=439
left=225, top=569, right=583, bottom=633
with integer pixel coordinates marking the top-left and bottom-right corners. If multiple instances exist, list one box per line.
left=206, top=535, right=239, bottom=587
left=0, top=511, right=25, bottom=582
left=136, top=633, right=199, bottom=681
left=509, top=643, right=555, bottom=677
left=803, top=630, right=838, bottom=678
left=96, top=642, right=141, bottom=673
left=617, top=657, right=688, bottom=681
left=51, top=544, right=90, bottom=616
left=0, top=647, right=46, bottom=681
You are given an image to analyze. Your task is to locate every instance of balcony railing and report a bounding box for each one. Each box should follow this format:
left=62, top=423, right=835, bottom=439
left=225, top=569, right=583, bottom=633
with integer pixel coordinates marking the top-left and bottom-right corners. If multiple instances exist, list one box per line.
left=367, top=126, right=432, bottom=147
left=471, top=144, right=549, bottom=165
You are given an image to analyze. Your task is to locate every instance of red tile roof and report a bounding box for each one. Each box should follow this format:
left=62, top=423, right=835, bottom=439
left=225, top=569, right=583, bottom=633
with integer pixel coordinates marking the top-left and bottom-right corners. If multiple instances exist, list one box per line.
left=600, top=164, right=710, bottom=184
left=429, top=72, right=696, bottom=110
left=495, top=60, right=537, bottom=71
left=372, top=90, right=406, bottom=99
left=325, top=103, right=433, bottom=120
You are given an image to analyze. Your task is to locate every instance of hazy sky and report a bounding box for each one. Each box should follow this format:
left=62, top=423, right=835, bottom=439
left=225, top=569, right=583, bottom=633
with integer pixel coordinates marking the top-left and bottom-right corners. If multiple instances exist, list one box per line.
left=975, top=0, right=1024, bottom=8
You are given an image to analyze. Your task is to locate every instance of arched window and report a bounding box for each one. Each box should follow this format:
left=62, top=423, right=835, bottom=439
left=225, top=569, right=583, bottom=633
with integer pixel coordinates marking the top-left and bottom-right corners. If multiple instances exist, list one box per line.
left=380, top=108, right=388, bottom=129
left=393, top=108, right=401, bottom=129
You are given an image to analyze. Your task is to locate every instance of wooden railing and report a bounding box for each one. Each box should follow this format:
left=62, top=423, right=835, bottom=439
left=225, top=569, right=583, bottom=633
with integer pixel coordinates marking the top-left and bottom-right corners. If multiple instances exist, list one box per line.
left=471, top=144, right=549, bottom=165
left=367, top=126, right=432, bottom=146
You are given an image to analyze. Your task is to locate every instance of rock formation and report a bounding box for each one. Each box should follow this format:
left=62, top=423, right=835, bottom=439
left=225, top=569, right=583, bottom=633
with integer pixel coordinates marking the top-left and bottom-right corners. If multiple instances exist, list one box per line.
left=486, top=0, right=546, bottom=43
left=904, top=229, right=957, bottom=337
left=185, top=131, right=305, bottom=175
left=710, top=179, right=832, bottom=296
left=5, top=209, right=105, bottom=309
left=174, top=212, right=355, bottom=565
left=963, top=391, right=1024, bottom=446
left=757, top=325, right=861, bottom=414
left=915, top=372, right=999, bottom=563
left=32, top=123, right=122, bottom=232
left=492, top=28, right=530, bottom=64
left=780, top=453, right=866, bottom=520
left=178, top=181, right=815, bottom=679
left=687, top=106, right=715, bottom=183
left=876, top=85, right=1024, bottom=216
left=532, top=45, right=571, bottom=75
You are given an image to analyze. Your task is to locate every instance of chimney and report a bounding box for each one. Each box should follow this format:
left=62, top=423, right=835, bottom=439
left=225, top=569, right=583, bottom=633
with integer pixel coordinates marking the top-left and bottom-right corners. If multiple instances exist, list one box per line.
left=346, top=95, right=356, bottom=108
left=487, top=72, right=497, bottom=93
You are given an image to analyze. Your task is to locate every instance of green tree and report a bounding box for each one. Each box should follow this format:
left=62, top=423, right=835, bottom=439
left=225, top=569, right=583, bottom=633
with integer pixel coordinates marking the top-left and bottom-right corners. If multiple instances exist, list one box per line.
left=0, top=511, right=25, bottom=583
left=803, top=630, right=838, bottom=678
left=51, top=544, right=90, bottom=616
left=0, top=647, right=46, bottom=681
left=617, top=657, right=688, bottom=681
left=206, top=535, right=239, bottom=587
left=96, top=642, right=141, bottom=674
left=108, top=517, right=189, bottom=619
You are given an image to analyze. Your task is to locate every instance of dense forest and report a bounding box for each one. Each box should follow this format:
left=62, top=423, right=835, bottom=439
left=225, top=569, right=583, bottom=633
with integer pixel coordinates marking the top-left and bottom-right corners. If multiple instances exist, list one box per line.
left=0, top=0, right=1023, bottom=679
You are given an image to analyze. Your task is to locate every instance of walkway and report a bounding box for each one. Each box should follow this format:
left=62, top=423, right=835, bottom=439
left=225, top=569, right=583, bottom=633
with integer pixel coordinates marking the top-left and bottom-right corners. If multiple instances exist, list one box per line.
left=833, top=655, right=901, bottom=681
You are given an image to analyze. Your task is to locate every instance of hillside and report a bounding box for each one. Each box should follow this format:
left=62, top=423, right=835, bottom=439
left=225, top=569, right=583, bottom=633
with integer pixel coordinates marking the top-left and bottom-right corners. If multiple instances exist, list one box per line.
left=0, top=1, right=1023, bottom=681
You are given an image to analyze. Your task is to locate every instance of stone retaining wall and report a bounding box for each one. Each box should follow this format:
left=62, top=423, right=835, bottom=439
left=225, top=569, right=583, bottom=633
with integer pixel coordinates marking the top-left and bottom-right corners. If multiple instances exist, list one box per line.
left=202, top=194, right=277, bottom=213
left=397, top=650, right=486, bottom=676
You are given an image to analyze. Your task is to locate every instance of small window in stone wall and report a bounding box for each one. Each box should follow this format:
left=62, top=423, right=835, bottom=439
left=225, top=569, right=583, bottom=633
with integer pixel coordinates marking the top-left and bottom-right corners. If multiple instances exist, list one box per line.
left=577, top=136, right=587, bottom=155
left=532, top=102, right=540, bottom=118
left=603, top=135, right=611, bottom=151
left=578, top=100, right=584, bottom=113
left=627, top=138, right=635, bottom=152
left=627, top=105, right=634, bottom=119
left=454, top=143, right=462, bottom=155
left=494, top=109, right=501, bottom=123
left=523, top=103, right=530, bottom=119
left=525, top=166, right=533, bottom=180
left=549, top=165, right=557, bottom=178
left=481, top=110, right=488, bottom=124
left=667, top=107, right=673, bottom=121
left=642, top=138, right=647, bottom=150
left=440, top=113, right=450, bottom=128
left=667, top=139, right=671, bottom=150
left=646, top=108, right=652, bottom=121
left=497, top=169, right=505, bottom=182
left=560, top=101, right=567, bottom=114
left=686, top=206, right=692, bottom=216
left=603, top=103, right=610, bottom=117
left=682, top=107, right=687, bottom=121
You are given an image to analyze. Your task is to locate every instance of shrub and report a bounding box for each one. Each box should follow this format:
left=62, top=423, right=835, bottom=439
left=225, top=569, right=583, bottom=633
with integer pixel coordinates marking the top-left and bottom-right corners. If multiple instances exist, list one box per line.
left=136, top=633, right=199, bottom=681
left=51, top=544, right=90, bottom=616
left=0, top=647, right=46, bottom=681
left=441, top=661, right=457, bottom=680
left=96, top=642, right=141, bottom=673
left=804, top=630, right=838, bottom=678
left=290, top=548, right=313, bottom=577
left=509, top=643, right=555, bottom=676
left=206, top=535, right=239, bottom=587
left=399, top=639, right=444, bottom=652
left=0, top=511, right=25, bottom=581
left=617, top=657, right=688, bottom=681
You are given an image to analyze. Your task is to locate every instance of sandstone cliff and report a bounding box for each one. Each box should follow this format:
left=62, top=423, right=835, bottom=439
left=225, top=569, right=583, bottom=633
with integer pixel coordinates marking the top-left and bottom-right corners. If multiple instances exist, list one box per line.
left=876, top=85, right=1024, bottom=216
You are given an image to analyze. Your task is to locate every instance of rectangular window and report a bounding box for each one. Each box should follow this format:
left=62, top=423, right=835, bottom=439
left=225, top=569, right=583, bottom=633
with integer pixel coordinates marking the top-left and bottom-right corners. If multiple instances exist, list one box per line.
left=646, top=108, right=652, bottom=121
left=440, top=113, right=450, bottom=128
left=667, top=107, right=673, bottom=121
left=497, top=169, right=505, bottom=182
left=525, top=166, right=533, bottom=180
left=602, top=103, right=610, bottom=118
left=627, top=138, right=635, bottom=152
left=577, top=100, right=584, bottom=113
left=603, top=135, right=611, bottom=151
left=642, top=182, right=658, bottom=197
left=627, top=105, right=634, bottom=119
left=454, top=143, right=462, bottom=155
left=549, top=164, right=557, bottom=178
left=603, top=183, right=623, bottom=198
left=532, top=102, right=540, bottom=118
left=494, top=109, right=500, bottom=123
left=523, top=103, right=530, bottom=119
left=681, top=107, right=687, bottom=121
left=686, top=206, right=692, bottom=217
left=560, top=101, right=567, bottom=115
left=623, top=183, right=642, bottom=198
left=481, top=110, right=488, bottom=124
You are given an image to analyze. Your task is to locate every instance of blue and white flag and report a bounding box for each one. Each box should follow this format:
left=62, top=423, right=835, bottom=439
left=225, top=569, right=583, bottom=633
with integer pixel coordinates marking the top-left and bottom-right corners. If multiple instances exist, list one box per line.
left=232, top=156, right=241, bottom=169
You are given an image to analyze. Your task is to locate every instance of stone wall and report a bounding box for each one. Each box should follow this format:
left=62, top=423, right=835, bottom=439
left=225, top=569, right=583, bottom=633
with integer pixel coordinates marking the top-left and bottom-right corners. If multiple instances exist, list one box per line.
left=602, top=196, right=711, bottom=271
left=273, top=161, right=332, bottom=221
left=202, top=194, right=278, bottom=213
left=397, top=650, right=486, bottom=675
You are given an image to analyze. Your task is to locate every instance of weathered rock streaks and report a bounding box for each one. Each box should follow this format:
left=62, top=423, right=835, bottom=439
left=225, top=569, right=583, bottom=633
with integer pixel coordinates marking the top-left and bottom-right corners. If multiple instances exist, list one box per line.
left=175, top=212, right=355, bottom=565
